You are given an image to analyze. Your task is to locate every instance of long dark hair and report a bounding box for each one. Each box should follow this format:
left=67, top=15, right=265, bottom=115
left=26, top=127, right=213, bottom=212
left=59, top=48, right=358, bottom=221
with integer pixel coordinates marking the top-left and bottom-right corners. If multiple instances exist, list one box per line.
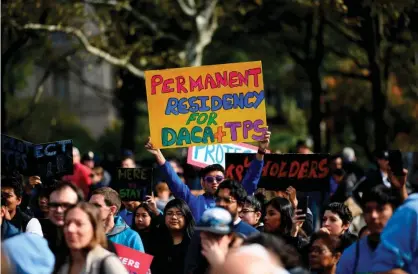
left=163, top=199, right=195, bottom=239
left=131, top=203, right=156, bottom=233
left=265, top=197, right=294, bottom=235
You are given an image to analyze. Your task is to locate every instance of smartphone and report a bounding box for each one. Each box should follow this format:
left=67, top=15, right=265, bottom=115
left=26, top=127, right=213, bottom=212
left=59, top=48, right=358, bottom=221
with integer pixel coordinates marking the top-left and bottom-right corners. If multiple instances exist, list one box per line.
left=298, top=196, right=309, bottom=216
left=388, top=150, right=404, bottom=176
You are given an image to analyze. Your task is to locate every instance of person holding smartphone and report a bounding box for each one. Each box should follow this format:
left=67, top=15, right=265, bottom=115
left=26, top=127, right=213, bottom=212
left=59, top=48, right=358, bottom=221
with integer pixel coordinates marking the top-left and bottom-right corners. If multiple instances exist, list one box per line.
left=275, top=186, right=314, bottom=236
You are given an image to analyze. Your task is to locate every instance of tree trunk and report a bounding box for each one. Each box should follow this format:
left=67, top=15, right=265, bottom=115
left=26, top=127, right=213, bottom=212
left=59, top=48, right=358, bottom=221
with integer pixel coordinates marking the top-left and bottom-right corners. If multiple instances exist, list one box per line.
left=369, top=61, right=388, bottom=151
left=363, top=11, right=388, bottom=151
left=1, top=90, right=6, bottom=134
left=308, top=67, right=323, bottom=153
left=117, top=72, right=144, bottom=154
left=324, top=97, right=332, bottom=153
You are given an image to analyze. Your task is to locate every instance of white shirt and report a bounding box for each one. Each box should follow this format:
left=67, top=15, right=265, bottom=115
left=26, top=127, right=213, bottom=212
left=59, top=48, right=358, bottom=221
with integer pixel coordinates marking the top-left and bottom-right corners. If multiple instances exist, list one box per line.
left=234, top=217, right=242, bottom=226
left=25, top=218, right=43, bottom=237
left=381, top=171, right=391, bottom=188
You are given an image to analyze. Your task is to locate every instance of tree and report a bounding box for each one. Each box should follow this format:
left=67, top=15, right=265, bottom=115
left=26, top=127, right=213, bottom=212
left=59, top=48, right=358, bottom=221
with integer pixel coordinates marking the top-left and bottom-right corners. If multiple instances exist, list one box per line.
left=325, top=0, right=418, bottom=152
left=5, top=96, right=95, bottom=152
left=2, top=0, right=220, bottom=153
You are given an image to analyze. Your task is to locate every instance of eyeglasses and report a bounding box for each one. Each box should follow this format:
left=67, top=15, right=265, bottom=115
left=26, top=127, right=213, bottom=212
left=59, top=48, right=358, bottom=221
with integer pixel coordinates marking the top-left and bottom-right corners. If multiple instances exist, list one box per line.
left=241, top=209, right=256, bottom=214
left=166, top=211, right=184, bottom=218
left=215, top=196, right=236, bottom=204
left=48, top=202, right=75, bottom=210
left=204, top=176, right=224, bottom=183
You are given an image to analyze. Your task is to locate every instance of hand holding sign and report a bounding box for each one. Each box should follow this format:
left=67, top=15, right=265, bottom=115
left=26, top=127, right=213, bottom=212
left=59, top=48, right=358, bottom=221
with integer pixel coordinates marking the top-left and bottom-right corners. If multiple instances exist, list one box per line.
left=286, top=186, right=298, bottom=209
left=258, top=129, right=271, bottom=150
left=145, top=137, right=166, bottom=166
left=145, top=137, right=160, bottom=156
left=144, top=195, right=159, bottom=216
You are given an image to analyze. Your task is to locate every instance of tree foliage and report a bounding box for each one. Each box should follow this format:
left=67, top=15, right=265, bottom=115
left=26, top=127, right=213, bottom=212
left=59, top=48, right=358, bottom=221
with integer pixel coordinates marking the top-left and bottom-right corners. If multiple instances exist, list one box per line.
left=2, top=0, right=417, bottom=161
left=6, top=96, right=95, bottom=152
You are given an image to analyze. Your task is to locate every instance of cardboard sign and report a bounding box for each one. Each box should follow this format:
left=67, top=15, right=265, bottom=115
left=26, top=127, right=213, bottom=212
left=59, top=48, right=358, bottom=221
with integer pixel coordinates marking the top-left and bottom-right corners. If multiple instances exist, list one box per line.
left=115, top=168, right=153, bottom=201
left=145, top=61, right=267, bottom=149
left=1, top=135, right=33, bottom=176
left=187, top=143, right=260, bottom=168
left=225, top=153, right=330, bottom=192
left=1, top=135, right=74, bottom=181
left=32, top=140, right=73, bottom=179
left=113, top=243, right=153, bottom=274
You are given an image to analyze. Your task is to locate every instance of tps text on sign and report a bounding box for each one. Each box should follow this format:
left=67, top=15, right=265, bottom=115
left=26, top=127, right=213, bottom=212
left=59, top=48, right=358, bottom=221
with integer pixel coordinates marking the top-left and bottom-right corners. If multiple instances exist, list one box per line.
left=225, top=153, right=330, bottom=192
left=145, top=61, right=267, bottom=149
left=187, top=143, right=260, bottom=168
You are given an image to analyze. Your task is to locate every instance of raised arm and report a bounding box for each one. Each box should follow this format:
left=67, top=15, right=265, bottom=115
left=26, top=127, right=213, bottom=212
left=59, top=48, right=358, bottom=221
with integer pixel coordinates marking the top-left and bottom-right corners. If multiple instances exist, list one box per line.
left=145, top=138, right=197, bottom=205
left=242, top=131, right=270, bottom=195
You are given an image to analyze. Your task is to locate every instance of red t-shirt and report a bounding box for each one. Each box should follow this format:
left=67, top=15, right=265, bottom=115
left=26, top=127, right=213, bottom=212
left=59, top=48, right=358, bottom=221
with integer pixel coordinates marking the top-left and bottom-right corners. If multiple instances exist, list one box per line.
left=62, top=163, right=92, bottom=198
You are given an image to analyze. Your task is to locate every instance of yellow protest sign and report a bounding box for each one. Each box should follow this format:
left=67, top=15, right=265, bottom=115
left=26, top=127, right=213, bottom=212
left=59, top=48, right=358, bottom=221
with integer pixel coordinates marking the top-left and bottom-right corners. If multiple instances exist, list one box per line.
left=145, top=61, right=267, bottom=149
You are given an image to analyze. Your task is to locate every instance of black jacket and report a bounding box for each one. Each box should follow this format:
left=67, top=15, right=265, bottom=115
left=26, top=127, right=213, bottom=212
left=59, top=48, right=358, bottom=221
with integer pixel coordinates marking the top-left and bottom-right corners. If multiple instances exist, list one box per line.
left=352, top=168, right=387, bottom=204
left=149, top=226, right=192, bottom=274
left=9, top=207, right=32, bottom=232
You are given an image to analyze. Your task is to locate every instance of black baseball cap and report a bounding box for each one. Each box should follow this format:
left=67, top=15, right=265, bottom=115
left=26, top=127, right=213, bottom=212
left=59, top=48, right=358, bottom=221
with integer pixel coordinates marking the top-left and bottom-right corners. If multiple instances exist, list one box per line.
left=81, top=151, right=95, bottom=161
left=374, top=150, right=389, bottom=160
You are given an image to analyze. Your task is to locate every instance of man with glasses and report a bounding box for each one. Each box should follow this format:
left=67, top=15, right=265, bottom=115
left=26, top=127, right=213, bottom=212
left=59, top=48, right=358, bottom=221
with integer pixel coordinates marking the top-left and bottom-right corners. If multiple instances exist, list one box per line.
left=239, top=196, right=263, bottom=231
left=145, top=130, right=271, bottom=222
left=44, top=182, right=83, bottom=254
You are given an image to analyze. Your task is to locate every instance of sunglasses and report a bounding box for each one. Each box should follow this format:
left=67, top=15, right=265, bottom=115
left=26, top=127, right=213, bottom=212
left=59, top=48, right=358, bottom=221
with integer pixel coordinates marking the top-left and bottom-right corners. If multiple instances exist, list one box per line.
left=204, top=176, right=224, bottom=183
left=48, top=202, right=75, bottom=209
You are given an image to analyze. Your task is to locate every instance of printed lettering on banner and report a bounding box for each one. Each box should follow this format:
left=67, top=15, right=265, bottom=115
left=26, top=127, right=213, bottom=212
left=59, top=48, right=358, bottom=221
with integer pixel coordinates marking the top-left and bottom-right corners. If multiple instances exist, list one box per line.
left=113, top=243, right=153, bottom=274
left=225, top=153, right=331, bottom=192
left=145, top=61, right=267, bottom=149
left=187, top=143, right=259, bottom=168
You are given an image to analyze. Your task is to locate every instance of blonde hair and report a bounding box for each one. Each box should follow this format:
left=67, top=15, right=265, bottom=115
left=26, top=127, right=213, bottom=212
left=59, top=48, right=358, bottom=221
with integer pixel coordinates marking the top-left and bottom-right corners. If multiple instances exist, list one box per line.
left=64, top=202, right=108, bottom=250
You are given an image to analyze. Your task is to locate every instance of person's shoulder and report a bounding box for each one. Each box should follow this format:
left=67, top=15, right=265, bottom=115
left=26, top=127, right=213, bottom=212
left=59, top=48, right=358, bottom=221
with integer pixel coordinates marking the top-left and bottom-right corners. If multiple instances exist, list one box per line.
left=404, top=193, right=418, bottom=208
left=124, top=227, right=142, bottom=243
left=77, top=163, right=92, bottom=174
left=235, top=220, right=259, bottom=235
left=340, top=238, right=360, bottom=259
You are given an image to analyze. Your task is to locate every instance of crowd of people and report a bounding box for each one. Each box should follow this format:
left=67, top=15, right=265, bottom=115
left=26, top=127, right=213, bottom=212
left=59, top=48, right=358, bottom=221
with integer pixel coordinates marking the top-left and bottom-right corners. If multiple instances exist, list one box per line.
left=1, top=133, right=417, bottom=274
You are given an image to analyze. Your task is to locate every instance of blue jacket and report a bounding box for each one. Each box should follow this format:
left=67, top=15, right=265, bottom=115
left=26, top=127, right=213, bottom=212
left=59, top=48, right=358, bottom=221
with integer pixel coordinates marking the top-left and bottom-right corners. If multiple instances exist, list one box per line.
left=337, top=236, right=375, bottom=274
left=3, top=233, right=55, bottom=274
left=372, top=193, right=418, bottom=273
left=159, top=158, right=263, bottom=221
left=107, top=216, right=145, bottom=252
left=1, top=220, right=20, bottom=240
